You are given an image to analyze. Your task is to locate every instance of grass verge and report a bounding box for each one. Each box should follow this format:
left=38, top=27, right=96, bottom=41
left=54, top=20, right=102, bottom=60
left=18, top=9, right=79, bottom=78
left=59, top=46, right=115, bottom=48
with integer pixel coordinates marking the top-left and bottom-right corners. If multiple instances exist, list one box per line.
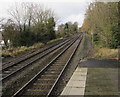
left=1, top=38, right=63, bottom=57
left=93, top=46, right=118, bottom=59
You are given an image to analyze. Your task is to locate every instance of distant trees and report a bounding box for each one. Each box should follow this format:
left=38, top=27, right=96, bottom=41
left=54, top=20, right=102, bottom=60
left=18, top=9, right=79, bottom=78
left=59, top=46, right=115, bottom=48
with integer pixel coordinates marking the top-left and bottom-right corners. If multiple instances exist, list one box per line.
left=82, top=2, right=119, bottom=48
left=1, top=3, right=80, bottom=48
left=45, top=17, right=56, bottom=41
left=1, top=19, right=19, bottom=47
left=2, top=3, right=56, bottom=47
left=57, top=21, right=79, bottom=37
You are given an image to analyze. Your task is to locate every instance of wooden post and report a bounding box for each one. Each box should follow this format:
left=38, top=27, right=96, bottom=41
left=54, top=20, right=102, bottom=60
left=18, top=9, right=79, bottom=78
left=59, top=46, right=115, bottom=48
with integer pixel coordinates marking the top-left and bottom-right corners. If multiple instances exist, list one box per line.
left=118, top=46, right=120, bottom=60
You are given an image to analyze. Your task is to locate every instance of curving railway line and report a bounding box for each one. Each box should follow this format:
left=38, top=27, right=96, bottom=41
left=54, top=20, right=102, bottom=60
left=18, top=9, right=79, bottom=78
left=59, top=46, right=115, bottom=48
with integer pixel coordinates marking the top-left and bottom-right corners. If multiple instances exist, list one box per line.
left=2, top=38, right=71, bottom=67
left=1, top=36, right=75, bottom=82
left=12, top=34, right=82, bottom=97
left=2, top=34, right=83, bottom=97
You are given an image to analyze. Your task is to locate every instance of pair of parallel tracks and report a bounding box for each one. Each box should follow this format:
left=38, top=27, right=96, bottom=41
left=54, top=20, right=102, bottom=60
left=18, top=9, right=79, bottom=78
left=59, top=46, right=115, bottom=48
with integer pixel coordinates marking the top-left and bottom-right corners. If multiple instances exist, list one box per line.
left=2, top=34, right=82, bottom=97
left=1, top=37, right=73, bottom=82
left=2, top=38, right=70, bottom=66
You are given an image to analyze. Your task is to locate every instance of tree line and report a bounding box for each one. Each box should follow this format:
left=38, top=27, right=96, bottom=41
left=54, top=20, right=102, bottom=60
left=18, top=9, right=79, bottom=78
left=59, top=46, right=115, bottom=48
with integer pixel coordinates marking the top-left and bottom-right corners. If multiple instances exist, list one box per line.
left=57, top=22, right=79, bottom=37
left=0, top=3, right=56, bottom=47
left=82, top=2, right=120, bottom=48
left=0, top=3, right=80, bottom=48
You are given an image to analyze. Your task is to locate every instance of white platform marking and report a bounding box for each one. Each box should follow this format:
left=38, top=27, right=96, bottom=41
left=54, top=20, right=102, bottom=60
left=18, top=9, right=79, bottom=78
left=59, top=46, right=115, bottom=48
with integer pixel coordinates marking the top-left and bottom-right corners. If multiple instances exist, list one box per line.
left=61, top=67, right=88, bottom=96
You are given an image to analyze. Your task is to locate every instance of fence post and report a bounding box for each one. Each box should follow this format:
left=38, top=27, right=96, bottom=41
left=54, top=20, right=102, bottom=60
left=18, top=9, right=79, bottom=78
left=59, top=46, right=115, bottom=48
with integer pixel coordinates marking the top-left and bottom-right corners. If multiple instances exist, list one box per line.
left=118, top=46, right=120, bottom=60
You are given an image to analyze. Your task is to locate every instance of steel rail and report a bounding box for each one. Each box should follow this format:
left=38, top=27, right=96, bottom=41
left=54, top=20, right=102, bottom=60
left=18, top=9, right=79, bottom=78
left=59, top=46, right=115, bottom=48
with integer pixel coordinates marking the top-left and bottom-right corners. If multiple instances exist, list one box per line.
left=12, top=35, right=80, bottom=97
left=2, top=38, right=68, bottom=66
left=2, top=38, right=70, bottom=71
left=47, top=35, right=83, bottom=97
left=1, top=37, right=74, bottom=82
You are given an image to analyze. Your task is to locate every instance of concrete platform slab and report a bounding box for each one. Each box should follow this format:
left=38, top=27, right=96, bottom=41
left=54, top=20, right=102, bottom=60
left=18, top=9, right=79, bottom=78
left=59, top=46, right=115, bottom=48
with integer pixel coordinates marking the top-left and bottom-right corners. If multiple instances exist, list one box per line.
left=61, top=87, right=85, bottom=95
left=71, top=75, right=87, bottom=81
left=61, top=67, right=88, bottom=96
left=76, top=68, right=87, bottom=72
left=73, top=72, right=87, bottom=76
left=67, top=80, right=86, bottom=87
left=79, top=58, right=119, bottom=96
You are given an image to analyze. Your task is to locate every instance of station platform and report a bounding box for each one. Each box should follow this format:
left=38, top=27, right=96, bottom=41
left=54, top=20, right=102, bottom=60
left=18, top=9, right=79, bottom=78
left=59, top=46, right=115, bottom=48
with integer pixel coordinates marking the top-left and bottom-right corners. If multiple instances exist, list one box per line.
left=61, top=67, right=87, bottom=96
left=61, top=58, right=119, bottom=96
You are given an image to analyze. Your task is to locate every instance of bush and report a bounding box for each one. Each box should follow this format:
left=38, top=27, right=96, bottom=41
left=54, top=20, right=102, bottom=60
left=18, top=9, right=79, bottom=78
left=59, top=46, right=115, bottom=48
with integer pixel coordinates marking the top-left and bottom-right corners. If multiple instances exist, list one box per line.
left=2, top=37, right=64, bottom=57
left=94, top=47, right=118, bottom=58
left=2, top=42, right=45, bottom=57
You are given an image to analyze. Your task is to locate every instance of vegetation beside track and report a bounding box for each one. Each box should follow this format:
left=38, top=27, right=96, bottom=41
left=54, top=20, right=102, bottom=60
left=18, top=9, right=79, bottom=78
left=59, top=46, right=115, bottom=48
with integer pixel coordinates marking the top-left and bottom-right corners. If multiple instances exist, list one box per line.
left=82, top=2, right=119, bottom=49
left=93, top=47, right=118, bottom=59
left=77, top=33, right=118, bottom=59
left=1, top=37, right=63, bottom=57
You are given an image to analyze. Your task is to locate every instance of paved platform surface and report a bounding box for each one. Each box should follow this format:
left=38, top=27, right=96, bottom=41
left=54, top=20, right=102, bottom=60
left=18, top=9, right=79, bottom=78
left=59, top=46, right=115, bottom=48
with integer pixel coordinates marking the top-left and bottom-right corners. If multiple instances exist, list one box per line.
left=61, top=67, right=88, bottom=96
left=61, top=58, right=119, bottom=97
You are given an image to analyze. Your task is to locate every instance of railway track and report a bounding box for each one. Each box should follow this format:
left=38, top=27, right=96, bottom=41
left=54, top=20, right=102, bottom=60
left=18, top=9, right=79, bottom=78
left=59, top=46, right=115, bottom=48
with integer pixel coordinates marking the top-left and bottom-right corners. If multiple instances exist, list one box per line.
left=12, top=35, right=82, bottom=97
left=2, top=38, right=70, bottom=67
left=1, top=36, right=75, bottom=82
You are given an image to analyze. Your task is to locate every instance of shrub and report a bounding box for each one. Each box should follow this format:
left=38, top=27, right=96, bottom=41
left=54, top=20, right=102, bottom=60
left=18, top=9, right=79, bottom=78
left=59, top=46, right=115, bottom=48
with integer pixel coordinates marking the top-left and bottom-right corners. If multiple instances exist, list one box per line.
left=94, top=47, right=118, bottom=58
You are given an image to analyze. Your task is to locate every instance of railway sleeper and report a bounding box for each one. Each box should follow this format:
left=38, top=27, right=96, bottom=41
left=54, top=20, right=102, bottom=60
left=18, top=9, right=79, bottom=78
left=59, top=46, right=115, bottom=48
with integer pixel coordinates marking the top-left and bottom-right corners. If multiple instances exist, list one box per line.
left=33, top=83, right=53, bottom=86
left=52, top=63, right=65, bottom=66
left=3, top=70, right=12, bottom=74
left=7, top=68, right=16, bottom=71
left=24, top=89, right=49, bottom=95
left=55, top=60, right=67, bottom=63
left=48, top=68, right=62, bottom=71
left=41, top=74, right=59, bottom=77
left=50, top=65, right=64, bottom=67
left=40, top=76, right=58, bottom=79
left=28, top=84, right=52, bottom=90
left=35, top=79, right=55, bottom=84
left=2, top=74, right=8, bottom=78
left=47, top=70, right=61, bottom=73
left=44, top=71, right=60, bottom=74
left=55, top=61, right=68, bottom=64
left=49, top=66, right=63, bottom=69
left=47, top=69, right=62, bottom=72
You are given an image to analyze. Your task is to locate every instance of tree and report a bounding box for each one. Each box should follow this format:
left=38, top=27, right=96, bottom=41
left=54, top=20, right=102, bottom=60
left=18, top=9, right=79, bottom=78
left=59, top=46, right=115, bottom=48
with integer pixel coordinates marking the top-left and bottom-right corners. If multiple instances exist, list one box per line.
left=46, top=17, right=56, bottom=40
left=82, top=2, right=119, bottom=48
left=1, top=19, right=20, bottom=47
left=64, top=23, right=69, bottom=35
left=72, top=22, right=78, bottom=33
left=7, top=2, right=56, bottom=46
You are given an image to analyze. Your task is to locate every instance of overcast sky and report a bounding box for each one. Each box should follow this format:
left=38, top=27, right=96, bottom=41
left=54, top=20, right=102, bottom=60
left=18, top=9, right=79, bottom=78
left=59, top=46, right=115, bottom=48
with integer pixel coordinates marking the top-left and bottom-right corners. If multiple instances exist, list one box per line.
left=0, top=0, right=94, bottom=27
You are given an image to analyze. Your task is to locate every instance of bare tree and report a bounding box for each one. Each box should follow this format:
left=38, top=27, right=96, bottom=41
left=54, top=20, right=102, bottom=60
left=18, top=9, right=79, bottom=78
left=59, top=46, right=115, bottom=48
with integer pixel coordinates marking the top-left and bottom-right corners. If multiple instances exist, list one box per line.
left=8, top=3, right=56, bottom=31
left=0, top=18, right=5, bottom=23
left=7, top=2, right=57, bottom=46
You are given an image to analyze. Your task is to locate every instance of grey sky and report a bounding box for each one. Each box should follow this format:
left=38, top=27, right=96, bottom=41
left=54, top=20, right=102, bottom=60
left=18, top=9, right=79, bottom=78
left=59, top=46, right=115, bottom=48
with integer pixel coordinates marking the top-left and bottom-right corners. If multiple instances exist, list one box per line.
left=46, top=2, right=89, bottom=26
left=0, top=0, right=93, bottom=27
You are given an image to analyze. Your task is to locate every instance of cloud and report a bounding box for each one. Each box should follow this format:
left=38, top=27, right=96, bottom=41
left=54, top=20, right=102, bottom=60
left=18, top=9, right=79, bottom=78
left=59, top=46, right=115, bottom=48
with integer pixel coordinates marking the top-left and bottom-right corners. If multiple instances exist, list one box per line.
left=0, top=0, right=94, bottom=3
left=45, top=2, right=89, bottom=27
left=63, top=13, right=84, bottom=27
left=0, top=1, right=92, bottom=27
